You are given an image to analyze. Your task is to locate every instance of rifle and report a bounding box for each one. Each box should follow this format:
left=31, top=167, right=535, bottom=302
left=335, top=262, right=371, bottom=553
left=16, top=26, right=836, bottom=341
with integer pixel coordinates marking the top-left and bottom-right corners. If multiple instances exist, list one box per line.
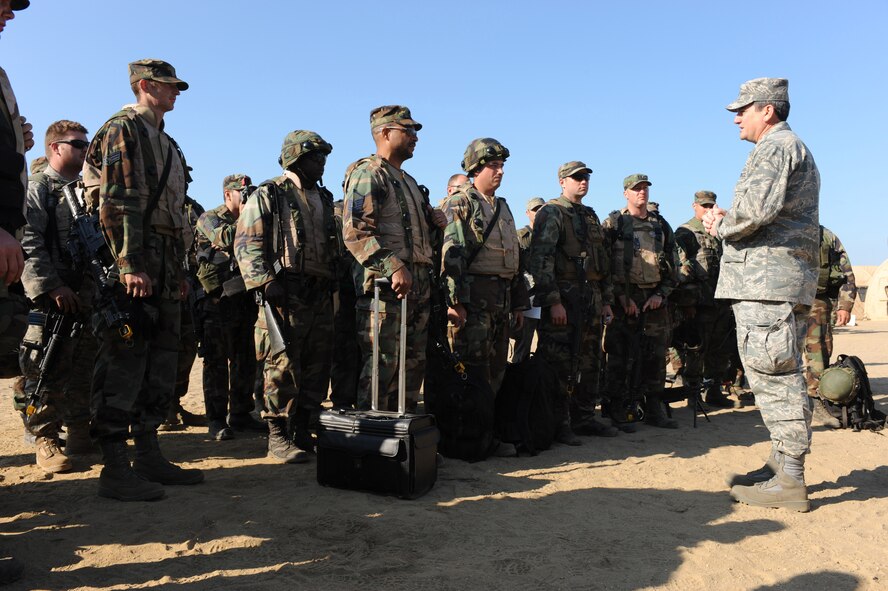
left=566, top=252, right=589, bottom=396
left=61, top=182, right=133, bottom=344
left=23, top=311, right=83, bottom=417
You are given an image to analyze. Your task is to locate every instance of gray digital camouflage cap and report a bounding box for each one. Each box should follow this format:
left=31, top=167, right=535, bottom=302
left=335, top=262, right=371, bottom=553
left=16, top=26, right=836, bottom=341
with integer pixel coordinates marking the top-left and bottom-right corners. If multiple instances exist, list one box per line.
left=223, top=174, right=252, bottom=191
left=128, top=59, right=189, bottom=90
left=279, top=130, right=332, bottom=170
left=526, top=197, right=546, bottom=211
left=694, top=190, right=717, bottom=205
left=726, top=77, right=789, bottom=111
left=558, top=161, right=593, bottom=179
left=11, top=0, right=29, bottom=9
left=623, top=173, right=652, bottom=190
left=370, top=105, right=422, bottom=131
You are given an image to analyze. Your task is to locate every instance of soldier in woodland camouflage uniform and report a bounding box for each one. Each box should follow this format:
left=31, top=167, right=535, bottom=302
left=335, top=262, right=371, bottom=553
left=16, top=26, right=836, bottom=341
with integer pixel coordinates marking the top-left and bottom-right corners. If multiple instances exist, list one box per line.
left=602, top=173, right=679, bottom=431
left=82, top=59, right=203, bottom=501
left=18, top=120, right=95, bottom=473
left=441, top=138, right=529, bottom=453
left=1, top=2, right=32, bottom=583
left=330, top=199, right=360, bottom=409
left=673, top=190, right=735, bottom=409
left=510, top=196, right=544, bottom=364
left=804, top=225, right=857, bottom=427
left=529, top=162, right=618, bottom=443
left=195, top=174, right=263, bottom=440
left=235, top=130, right=340, bottom=463
left=706, top=78, right=819, bottom=511
left=342, top=106, right=446, bottom=412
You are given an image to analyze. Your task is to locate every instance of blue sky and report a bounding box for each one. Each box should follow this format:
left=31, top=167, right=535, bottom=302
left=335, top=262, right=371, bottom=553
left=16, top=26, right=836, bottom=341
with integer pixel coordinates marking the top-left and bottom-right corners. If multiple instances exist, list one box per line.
left=4, top=0, right=886, bottom=264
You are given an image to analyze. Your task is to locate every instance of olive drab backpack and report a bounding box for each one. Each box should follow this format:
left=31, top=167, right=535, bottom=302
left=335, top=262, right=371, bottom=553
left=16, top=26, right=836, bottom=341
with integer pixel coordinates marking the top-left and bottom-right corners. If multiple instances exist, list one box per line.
left=818, top=354, right=886, bottom=431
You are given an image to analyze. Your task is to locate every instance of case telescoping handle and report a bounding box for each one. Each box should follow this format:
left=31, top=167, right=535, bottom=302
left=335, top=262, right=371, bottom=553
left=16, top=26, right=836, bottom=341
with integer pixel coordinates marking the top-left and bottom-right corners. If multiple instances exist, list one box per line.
left=372, top=278, right=408, bottom=415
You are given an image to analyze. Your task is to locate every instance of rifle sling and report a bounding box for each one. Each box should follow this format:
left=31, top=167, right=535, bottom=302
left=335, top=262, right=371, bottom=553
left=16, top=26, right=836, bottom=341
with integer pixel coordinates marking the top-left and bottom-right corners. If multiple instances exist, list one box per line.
left=465, top=197, right=502, bottom=270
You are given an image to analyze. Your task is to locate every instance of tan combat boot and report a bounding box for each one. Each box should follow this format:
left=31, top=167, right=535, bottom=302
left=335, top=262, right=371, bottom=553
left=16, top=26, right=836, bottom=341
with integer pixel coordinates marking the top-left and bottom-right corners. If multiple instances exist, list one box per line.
left=730, top=468, right=810, bottom=512
left=35, top=436, right=73, bottom=473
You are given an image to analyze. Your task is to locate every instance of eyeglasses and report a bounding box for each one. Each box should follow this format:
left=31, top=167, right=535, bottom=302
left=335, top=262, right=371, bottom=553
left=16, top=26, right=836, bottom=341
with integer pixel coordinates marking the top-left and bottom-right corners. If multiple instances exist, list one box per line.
left=569, top=173, right=590, bottom=182
left=54, top=139, right=89, bottom=150
left=383, top=125, right=418, bottom=137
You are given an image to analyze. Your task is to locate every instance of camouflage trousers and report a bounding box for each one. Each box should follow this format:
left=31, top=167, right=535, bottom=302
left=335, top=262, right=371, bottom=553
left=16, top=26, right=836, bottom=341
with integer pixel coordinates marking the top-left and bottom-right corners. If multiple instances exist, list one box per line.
left=19, top=307, right=96, bottom=436
left=91, top=295, right=181, bottom=441
left=173, top=298, right=199, bottom=407
left=0, top=286, right=28, bottom=378
left=330, top=284, right=360, bottom=409
left=803, top=297, right=834, bottom=399
left=448, top=274, right=513, bottom=395
left=604, top=286, right=671, bottom=408
left=536, top=282, right=604, bottom=421
left=733, top=300, right=811, bottom=459
left=356, top=266, right=430, bottom=412
left=674, top=303, right=735, bottom=386
left=201, top=294, right=257, bottom=421
left=255, top=275, right=333, bottom=418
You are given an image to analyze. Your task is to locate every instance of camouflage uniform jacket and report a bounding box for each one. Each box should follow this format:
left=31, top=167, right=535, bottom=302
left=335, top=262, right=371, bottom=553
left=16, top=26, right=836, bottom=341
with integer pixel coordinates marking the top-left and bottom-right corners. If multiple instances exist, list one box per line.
left=517, top=225, right=532, bottom=250
left=528, top=195, right=613, bottom=308
left=82, top=104, right=189, bottom=282
left=194, top=204, right=238, bottom=293
left=342, top=155, right=435, bottom=294
left=441, top=185, right=528, bottom=310
left=235, top=173, right=339, bottom=291
left=602, top=208, right=677, bottom=300
left=817, top=225, right=856, bottom=309
left=715, top=121, right=819, bottom=304
left=20, top=166, right=83, bottom=300
left=0, top=65, right=27, bottom=236
left=674, top=216, right=722, bottom=306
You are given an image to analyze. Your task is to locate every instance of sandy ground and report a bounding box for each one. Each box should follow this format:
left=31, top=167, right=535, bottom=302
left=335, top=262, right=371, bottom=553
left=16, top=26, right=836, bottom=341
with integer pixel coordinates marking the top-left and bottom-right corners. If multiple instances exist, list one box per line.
left=1, top=323, right=887, bottom=591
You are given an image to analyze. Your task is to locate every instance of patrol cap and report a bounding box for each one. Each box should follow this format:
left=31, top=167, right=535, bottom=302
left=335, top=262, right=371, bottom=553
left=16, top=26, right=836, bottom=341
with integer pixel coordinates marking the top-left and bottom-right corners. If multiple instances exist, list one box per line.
left=11, top=0, right=30, bottom=9
left=279, top=130, right=332, bottom=170
left=558, top=161, right=593, bottom=179
left=223, top=174, right=252, bottom=191
left=726, top=77, right=789, bottom=112
left=694, top=190, right=717, bottom=205
left=526, top=197, right=546, bottom=211
left=623, top=173, right=652, bottom=190
left=370, top=105, right=422, bottom=131
left=128, top=59, right=189, bottom=91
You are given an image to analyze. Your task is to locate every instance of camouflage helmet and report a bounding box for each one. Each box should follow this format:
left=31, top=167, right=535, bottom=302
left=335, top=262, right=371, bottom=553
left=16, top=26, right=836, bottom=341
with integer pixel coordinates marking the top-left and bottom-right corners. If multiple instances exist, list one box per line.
left=461, top=138, right=509, bottom=175
left=818, top=365, right=859, bottom=405
left=279, top=130, right=332, bottom=170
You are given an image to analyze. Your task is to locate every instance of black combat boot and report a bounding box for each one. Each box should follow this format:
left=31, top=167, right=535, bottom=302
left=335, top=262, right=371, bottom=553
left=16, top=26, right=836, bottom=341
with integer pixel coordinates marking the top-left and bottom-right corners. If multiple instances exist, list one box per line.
left=705, top=382, right=734, bottom=409
left=644, top=393, right=679, bottom=429
left=98, top=439, right=165, bottom=501
left=289, top=411, right=316, bottom=454
left=132, top=431, right=204, bottom=485
left=267, top=419, right=308, bottom=464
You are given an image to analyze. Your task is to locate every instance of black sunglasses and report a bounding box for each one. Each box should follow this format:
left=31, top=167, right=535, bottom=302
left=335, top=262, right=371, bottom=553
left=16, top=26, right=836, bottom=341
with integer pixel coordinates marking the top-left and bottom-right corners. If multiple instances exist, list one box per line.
left=55, top=139, right=89, bottom=149
left=569, top=173, right=591, bottom=182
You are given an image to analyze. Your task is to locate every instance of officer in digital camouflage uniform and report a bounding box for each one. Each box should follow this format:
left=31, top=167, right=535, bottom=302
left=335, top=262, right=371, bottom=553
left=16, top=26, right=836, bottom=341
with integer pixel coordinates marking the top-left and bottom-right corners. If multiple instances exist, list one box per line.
left=529, top=162, right=618, bottom=443
left=705, top=78, right=819, bottom=512
left=804, top=225, right=857, bottom=428
left=442, top=138, right=529, bottom=456
left=82, top=59, right=204, bottom=501
left=235, top=130, right=340, bottom=463
left=330, top=199, right=360, bottom=410
left=673, top=190, right=735, bottom=409
left=1, top=0, right=33, bottom=583
left=602, top=173, right=679, bottom=431
left=19, top=120, right=96, bottom=473
left=342, top=106, right=446, bottom=412
left=195, top=174, right=263, bottom=440
left=510, top=196, right=544, bottom=364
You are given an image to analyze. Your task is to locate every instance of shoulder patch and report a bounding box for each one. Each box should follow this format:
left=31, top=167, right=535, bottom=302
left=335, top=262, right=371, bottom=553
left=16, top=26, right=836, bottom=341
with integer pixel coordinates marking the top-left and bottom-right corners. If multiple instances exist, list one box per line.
left=104, top=151, right=121, bottom=166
